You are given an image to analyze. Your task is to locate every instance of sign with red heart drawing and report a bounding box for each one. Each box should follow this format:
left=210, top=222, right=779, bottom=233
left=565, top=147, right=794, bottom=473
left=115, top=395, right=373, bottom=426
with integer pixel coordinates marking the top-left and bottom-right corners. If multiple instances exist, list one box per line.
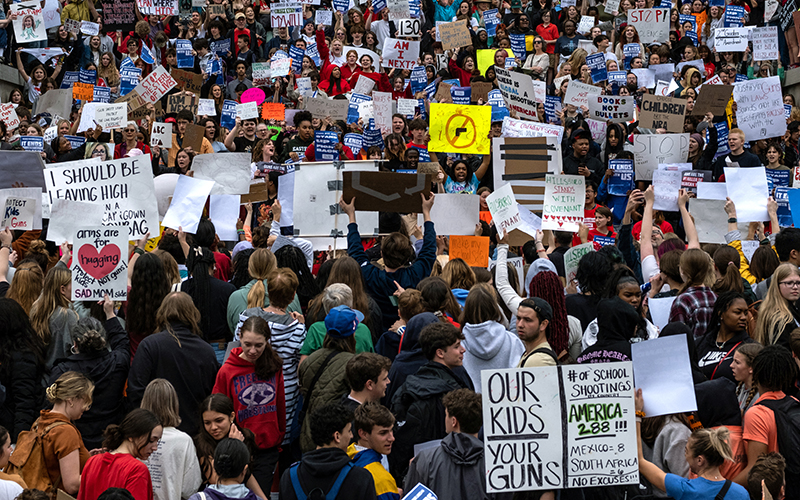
left=71, top=227, right=128, bottom=301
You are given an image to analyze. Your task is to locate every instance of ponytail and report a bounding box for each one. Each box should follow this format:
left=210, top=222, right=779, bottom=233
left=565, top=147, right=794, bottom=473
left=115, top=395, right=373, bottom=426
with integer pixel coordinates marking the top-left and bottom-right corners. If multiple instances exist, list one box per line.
left=688, top=427, right=733, bottom=467
left=713, top=246, right=743, bottom=295
left=246, top=249, right=277, bottom=309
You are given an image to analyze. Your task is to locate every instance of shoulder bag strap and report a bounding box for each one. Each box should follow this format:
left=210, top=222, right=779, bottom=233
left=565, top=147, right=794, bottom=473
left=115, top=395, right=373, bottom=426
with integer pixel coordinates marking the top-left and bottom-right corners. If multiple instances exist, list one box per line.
left=710, top=342, right=742, bottom=380
left=289, top=464, right=307, bottom=500
left=325, top=463, right=353, bottom=500
left=714, top=479, right=732, bottom=500
left=301, top=350, right=341, bottom=414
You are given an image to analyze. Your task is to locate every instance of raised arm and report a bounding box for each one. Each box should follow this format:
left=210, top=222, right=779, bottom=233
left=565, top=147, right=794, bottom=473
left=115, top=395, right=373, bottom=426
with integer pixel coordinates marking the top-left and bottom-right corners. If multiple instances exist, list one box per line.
left=495, top=230, right=524, bottom=313
left=678, top=189, right=700, bottom=249
left=635, top=389, right=667, bottom=493
left=641, top=186, right=656, bottom=261
left=224, top=117, right=241, bottom=151
left=475, top=148, right=491, bottom=180
left=15, top=49, right=30, bottom=82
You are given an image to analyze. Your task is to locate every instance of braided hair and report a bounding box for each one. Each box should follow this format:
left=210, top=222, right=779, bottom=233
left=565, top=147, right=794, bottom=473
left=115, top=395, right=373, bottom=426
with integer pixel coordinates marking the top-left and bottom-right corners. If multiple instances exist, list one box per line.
left=528, top=271, right=568, bottom=355
left=186, top=247, right=216, bottom=339
left=734, top=343, right=763, bottom=413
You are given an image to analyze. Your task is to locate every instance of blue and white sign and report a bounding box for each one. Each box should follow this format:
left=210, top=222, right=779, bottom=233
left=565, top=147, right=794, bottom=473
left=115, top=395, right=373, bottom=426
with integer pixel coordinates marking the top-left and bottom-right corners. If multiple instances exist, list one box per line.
left=176, top=40, right=194, bottom=68
left=314, top=130, right=339, bottom=161
left=221, top=99, right=237, bottom=129
left=20, top=136, right=44, bottom=152
left=587, top=52, right=607, bottom=83
left=608, top=159, right=634, bottom=195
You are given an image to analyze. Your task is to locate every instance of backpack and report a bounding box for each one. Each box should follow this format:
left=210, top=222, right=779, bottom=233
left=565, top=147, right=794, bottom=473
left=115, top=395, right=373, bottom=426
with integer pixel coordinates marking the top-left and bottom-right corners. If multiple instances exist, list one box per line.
left=520, top=347, right=560, bottom=366
left=6, top=419, right=69, bottom=496
left=289, top=461, right=352, bottom=500
left=755, top=396, right=800, bottom=498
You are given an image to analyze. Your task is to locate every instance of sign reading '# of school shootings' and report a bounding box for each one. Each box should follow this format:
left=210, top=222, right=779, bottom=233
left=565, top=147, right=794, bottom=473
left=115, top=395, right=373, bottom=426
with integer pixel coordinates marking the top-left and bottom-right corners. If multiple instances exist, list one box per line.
left=482, top=364, right=638, bottom=493
left=542, top=175, right=585, bottom=232
left=71, top=227, right=128, bottom=301
left=44, top=155, right=159, bottom=239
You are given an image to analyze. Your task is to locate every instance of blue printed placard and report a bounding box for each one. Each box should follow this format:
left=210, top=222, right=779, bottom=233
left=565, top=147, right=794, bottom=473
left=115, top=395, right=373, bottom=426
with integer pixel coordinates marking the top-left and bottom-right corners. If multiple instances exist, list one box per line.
left=679, top=14, right=696, bottom=30
left=423, top=81, right=437, bottom=100
left=483, top=9, right=500, bottom=36
left=221, top=99, right=237, bottom=129
left=408, top=145, right=431, bottom=162
left=410, top=66, right=427, bottom=93
left=607, top=159, right=634, bottom=195
left=176, top=40, right=195, bottom=68
left=347, top=93, right=372, bottom=124
left=767, top=168, right=790, bottom=188
left=724, top=5, right=745, bottom=27
left=715, top=121, right=730, bottom=157
left=450, top=86, right=471, bottom=105
left=314, top=130, right=339, bottom=161
left=64, top=135, right=86, bottom=149
left=120, top=57, right=135, bottom=68
left=120, top=67, right=141, bottom=96
left=587, top=52, right=607, bottom=83
left=509, top=34, right=526, bottom=58
left=20, top=136, right=44, bottom=152
left=623, top=43, right=640, bottom=70
left=409, top=0, right=420, bottom=17
left=594, top=235, right=616, bottom=246
left=93, top=86, right=111, bottom=103
left=788, top=188, right=800, bottom=228
left=289, top=45, right=304, bottom=73
left=210, top=39, right=231, bottom=58
left=787, top=104, right=793, bottom=120
left=60, top=71, right=79, bottom=89
left=372, top=0, right=386, bottom=12
left=686, top=30, right=698, bottom=45
left=343, top=133, right=363, bottom=154
left=544, top=95, right=562, bottom=124
left=363, top=120, right=384, bottom=148
left=776, top=187, right=793, bottom=227
left=333, top=0, right=348, bottom=11
left=79, top=68, right=97, bottom=84
left=489, top=89, right=509, bottom=122
left=306, top=43, right=321, bottom=66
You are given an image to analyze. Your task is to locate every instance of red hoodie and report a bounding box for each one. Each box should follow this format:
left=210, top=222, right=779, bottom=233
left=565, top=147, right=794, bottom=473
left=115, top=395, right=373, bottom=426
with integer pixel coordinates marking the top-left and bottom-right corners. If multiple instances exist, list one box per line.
left=213, top=348, right=286, bottom=450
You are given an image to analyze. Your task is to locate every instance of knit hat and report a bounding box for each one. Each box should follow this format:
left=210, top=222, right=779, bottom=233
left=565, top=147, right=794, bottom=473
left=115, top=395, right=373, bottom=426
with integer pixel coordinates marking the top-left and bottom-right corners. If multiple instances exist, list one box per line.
left=231, top=241, right=253, bottom=259
left=690, top=133, right=704, bottom=147
left=325, top=305, right=364, bottom=339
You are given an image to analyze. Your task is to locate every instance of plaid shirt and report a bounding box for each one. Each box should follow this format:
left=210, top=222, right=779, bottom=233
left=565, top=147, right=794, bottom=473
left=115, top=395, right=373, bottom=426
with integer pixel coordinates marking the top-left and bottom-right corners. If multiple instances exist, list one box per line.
left=669, top=286, right=717, bottom=339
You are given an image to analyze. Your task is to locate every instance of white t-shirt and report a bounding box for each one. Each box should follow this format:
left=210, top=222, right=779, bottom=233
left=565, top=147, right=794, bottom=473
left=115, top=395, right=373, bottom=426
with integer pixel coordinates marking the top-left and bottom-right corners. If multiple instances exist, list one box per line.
left=371, top=20, right=391, bottom=50
left=0, top=479, right=23, bottom=500
left=145, top=426, right=203, bottom=500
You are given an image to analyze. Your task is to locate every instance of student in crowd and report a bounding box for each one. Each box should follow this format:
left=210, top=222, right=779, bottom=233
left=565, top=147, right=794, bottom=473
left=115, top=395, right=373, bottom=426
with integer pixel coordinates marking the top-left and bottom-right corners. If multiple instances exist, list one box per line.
left=347, top=402, right=399, bottom=500
left=695, top=291, right=755, bottom=382
left=341, top=353, right=392, bottom=412
left=187, top=439, right=261, bottom=500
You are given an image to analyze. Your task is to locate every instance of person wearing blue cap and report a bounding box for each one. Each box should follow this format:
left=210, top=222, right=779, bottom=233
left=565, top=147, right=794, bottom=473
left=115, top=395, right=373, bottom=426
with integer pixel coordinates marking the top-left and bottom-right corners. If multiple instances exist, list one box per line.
left=298, top=305, right=362, bottom=453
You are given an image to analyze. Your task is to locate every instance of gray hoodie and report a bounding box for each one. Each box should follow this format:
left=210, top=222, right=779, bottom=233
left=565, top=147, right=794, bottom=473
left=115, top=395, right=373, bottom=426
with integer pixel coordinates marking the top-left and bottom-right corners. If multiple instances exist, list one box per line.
left=461, top=320, right=524, bottom=389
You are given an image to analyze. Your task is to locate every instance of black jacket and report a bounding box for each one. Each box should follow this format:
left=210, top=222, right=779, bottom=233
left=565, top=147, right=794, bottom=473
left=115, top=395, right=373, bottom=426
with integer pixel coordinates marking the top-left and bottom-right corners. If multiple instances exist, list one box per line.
left=0, top=350, right=45, bottom=442
left=127, top=323, right=219, bottom=436
left=710, top=150, right=762, bottom=181
left=389, top=361, right=472, bottom=484
left=577, top=297, right=646, bottom=364
left=563, top=152, right=605, bottom=186
left=278, top=447, right=377, bottom=500
left=50, top=317, right=129, bottom=450
left=696, top=328, right=755, bottom=382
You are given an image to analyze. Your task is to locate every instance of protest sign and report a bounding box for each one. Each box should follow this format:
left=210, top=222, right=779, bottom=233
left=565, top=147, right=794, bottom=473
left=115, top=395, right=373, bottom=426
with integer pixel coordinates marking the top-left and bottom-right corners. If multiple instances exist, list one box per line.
left=397, top=99, right=417, bottom=116
left=137, top=0, right=177, bottom=15
left=586, top=52, right=607, bottom=83
left=64, top=18, right=81, bottom=35
left=315, top=9, right=332, bottom=24
left=629, top=8, right=670, bottom=43
left=471, top=82, right=494, bottom=103
left=208, top=195, right=240, bottom=241
left=563, top=80, right=602, bottom=108
left=94, top=103, right=127, bottom=129
left=342, top=171, right=430, bottom=212
left=373, top=91, right=393, bottom=133
left=449, top=236, right=490, bottom=267
left=752, top=26, right=779, bottom=60
left=631, top=134, right=690, bottom=180
left=491, top=136, right=561, bottom=214
left=501, top=117, right=564, bottom=144
left=198, top=99, right=216, bottom=116
left=632, top=335, right=698, bottom=417
left=434, top=82, right=452, bottom=103
left=714, top=27, right=749, bottom=51
left=631, top=68, right=656, bottom=88
left=450, top=87, right=471, bottom=105
left=652, top=168, right=683, bottom=211
left=734, top=76, right=785, bottom=140
left=44, top=155, right=159, bottom=238
left=0, top=187, right=42, bottom=231
left=314, top=131, right=339, bottom=161
left=162, top=175, right=215, bottom=233
left=587, top=95, right=634, bottom=123
left=191, top=153, right=251, bottom=196
left=725, top=167, right=769, bottom=222
left=429, top=103, right=491, bottom=155
left=483, top=8, right=500, bottom=36
left=382, top=38, right=420, bottom=69
left=93, top=86, right=111, bottom=104
left=72, top=82, right=94, bottom=102
left=71, top=227, right=128, bottom=301
left=789, top=189, right=800, bottom=228
left=486, top=183, right=522, bottom=234
left=565, top=242, right=594, bottom=284
left=692, top=84, right=733, bottom=116
left=1, top=197, right=35, bottom=230
left=577, top=14, right=595, bottom=34
left=34, top=89, right=73, bottom=120
left=387, top=0, right=409, bottom=19
left=689, top=198, right=727, bottom=243
left=639, top=94, right=686, bottom=132
left=437, top=21, right=472, bottom=50
left=270, top=3, right=302, bottom=26
left=20, top=137, right=44, bottom=152
left=11, top=2, right=47, bottom=43
left=542, top=175, right=585, bottom=231
left=80, top=21, right=99, bottom=35
left=696, top=182, right=728, bottom=200
left=0, top=105, right=20, bottom=132
left=150, top=122, right=172, bottom=147
left=251, top=62, right=271, bottom=86
left=307, top=97, right=349, bottom=121
left=482, top=364, right=638, bottom=492
left=353, top=75, right=376, bottom=95
left=423, top=194, right=479, bottom=235
left=102, top=0, right=136, bottom=31
left=119, top=67, right=141, bottom=96
left=47, top=199, right=104, bottom=243
left=235, top=101, right=259, bottom=120
left=165, top=93, right=198, bottom=116
left=608, top=159, right=634, bottom=195
left=495, top=67, right=540, bottom=121
left=396, top=18, right=421, bottom=37
left=723, top=5, right=745, bottom=26
left=134, top=65, right=177, bottom=104
left=681, top=170, right=711, bottom=195
left=170, top=68, right=203, bottom=94
left=261, top=103, right=285, bottom=121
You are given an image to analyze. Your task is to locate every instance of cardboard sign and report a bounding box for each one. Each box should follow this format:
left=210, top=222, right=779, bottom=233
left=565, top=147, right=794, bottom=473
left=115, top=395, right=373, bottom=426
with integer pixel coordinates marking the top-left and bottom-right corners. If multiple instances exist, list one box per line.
left=449, top=235, right=490, bottom=267
left=437, top=21, right=472, bottom=50
left=133, top=65, right=177, bottom=104
left=587, top=95, right=634, bottom=123
left=44, top=155, right=159, bottom=238
left=150, top=122, right=172, bottom=147
left=306, top=97, right=348, bottom=120
left=342, top=171, right=430, bottom=212
left=639, top=94, right=686, bottom=132
left=692, top=84, right=733, bottom=115
left=2, top=197, right=35, bottom=230
left=429, top=103, right=491, bottom=155
left=542, top=174, right=585, bottom=231
left=482, top=364, right=638, bottom=493
left=182, top=123, right=205, bottom=153
left=170, top=68, right=203, bottom=93
left=471, top=82, right=494, bottom=103
left=165, top=93, right=197, bottom=116
left=629, top=8, right=670, bottom=43
left=71, top=227, right=128, bottom=301
left=72, top=82, right=94, bottom=102
left=631, top=133, right=690, bottom=181
left=94, top=103, right=127, bottom=129
left=563, top=80, right=602, bottom=108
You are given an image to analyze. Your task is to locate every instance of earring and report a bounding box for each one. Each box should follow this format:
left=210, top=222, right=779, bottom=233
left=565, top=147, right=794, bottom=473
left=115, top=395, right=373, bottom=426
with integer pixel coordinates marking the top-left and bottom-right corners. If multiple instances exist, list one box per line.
left=70, top=345, right=78, bottom=355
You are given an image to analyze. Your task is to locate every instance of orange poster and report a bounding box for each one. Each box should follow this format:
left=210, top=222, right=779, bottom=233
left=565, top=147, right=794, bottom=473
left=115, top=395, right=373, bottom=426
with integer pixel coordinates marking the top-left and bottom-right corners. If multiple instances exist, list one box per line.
left=448, top=235, right=490, bottom=268
left=262, top=102, right=285, bottom=121
left=72, top=82, right=94, bottom=102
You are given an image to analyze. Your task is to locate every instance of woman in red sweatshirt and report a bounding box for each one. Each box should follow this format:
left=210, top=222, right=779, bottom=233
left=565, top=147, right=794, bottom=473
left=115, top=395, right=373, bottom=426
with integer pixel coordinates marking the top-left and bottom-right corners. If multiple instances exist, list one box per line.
left=213, top=316, right=285, bottom=495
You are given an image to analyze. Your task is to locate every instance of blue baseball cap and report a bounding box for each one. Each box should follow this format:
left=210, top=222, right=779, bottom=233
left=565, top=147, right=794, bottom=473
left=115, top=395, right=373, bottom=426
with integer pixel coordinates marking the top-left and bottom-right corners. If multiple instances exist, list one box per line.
left=325, top=305, right=364, bottom=339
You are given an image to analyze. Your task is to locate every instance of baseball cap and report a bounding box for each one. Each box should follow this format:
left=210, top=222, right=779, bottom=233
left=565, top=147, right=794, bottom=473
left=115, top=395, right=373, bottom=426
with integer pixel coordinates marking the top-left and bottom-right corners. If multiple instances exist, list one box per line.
left=235, top=12, right=245, bottom=19
left=523, top=297, right=553, bottom=322
left=325, top=305, right=365, bottom=339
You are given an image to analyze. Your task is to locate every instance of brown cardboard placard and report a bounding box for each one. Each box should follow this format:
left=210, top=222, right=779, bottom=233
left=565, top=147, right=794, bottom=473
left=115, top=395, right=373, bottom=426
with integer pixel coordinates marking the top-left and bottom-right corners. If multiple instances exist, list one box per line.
left=434, top=82, right=452, bottom=103
left=500, top=137, right=553, bottom=214
left=638, top=94, right=686, bottom=132
left=57, top=489, right=77, bottom=500
left=182, top=123, right=205, bottom=152
left=166, top=93, right=199, bottom=115
left=241, top=182, right=270, bottom=203
left=306, top=97, right=348, bottom=120
left=438, top=20, right=472, bottom=51
left=208, top=4, right=225, bottom=17
left=170, top=68, right=204, bottom=94
left=471, top=82, right=494, bottom=103
left=692, top=84, right=733, bottom=116
left=342, top=171, right=431, bottom=212
left=417, top=162, right=441, bottom=175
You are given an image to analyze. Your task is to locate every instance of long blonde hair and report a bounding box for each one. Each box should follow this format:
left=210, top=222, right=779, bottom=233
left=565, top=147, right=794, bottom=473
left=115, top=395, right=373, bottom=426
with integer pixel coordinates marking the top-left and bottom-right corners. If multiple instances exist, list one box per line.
left=46, top=371, right=94, bottom=407
left=754, top=263, right=800, bottom=345
left=29, top=266, right=73, bottom=344
left=246, top=248, right=277, bottom=308
left=7, top=261, right=44, bottom=314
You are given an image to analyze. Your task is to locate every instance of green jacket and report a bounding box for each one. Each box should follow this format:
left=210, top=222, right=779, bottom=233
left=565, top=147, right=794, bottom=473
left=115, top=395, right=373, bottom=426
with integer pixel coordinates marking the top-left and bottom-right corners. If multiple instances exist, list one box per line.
left=298, top=348, right=354, bottom=452
left=300, top=321, right=374, bottom=356
left=226, top=279, right=302, bottom=334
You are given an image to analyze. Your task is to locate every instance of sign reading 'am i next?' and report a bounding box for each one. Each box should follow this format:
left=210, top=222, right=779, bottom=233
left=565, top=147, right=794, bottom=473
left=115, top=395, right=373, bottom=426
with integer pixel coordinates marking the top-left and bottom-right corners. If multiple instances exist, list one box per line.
left=481, top=363, right=639, bottom=493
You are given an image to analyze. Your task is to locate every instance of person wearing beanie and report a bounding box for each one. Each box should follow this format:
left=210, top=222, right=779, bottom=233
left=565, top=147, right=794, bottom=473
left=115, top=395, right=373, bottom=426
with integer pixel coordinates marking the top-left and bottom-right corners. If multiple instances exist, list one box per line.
left=298, top=305, right=360, bottom=452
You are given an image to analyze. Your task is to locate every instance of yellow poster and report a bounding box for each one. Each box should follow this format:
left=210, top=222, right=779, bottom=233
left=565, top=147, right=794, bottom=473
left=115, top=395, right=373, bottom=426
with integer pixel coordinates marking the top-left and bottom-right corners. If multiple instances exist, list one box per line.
left=476, top=49, right=517, bottom=76
left=429, top=103, right=491, bottom=155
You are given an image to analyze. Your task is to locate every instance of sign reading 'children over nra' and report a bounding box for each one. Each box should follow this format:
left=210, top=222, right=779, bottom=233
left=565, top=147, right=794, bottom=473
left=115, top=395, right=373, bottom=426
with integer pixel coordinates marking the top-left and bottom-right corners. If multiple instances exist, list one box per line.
left=481, top=363, right=639, bottom=493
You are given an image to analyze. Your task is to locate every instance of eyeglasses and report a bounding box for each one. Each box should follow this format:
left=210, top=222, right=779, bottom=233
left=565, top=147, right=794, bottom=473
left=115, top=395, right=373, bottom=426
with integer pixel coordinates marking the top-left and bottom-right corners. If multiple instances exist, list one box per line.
left=780, top=281, right=800, bottom=288
left=534, top=40, right=543, bottom=44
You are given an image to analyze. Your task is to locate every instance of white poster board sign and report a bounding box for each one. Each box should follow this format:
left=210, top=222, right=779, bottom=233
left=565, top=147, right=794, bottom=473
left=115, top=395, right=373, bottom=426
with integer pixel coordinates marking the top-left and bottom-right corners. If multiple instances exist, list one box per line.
left=563, top=80, right=602, bottom=108
left=632, top=335, right=698, bottom=417
left=191, top=153, right=252, bottom=195
left=725, top=167, right=769, bottom=222
left=629, top=8, right=669, bottom=43
left=630, top=134, right=689, bottom=181
left=150, top=122, right=173, bottom=147
left=47, top=199, right=104, bottom=244
left=162, top=175, right=215, bottom=233
left=71, top=227, right=128, bottom=301
left=486, top=183, right=522, bottom=233
left=542, top=175, right=585, bottom=231
left=1, top=197, right=36, bottom=230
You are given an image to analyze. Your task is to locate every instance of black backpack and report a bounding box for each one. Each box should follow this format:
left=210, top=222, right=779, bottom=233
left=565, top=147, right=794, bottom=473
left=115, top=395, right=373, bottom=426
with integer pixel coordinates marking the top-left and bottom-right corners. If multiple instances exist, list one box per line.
left=755, top=396, right=800, bottom=497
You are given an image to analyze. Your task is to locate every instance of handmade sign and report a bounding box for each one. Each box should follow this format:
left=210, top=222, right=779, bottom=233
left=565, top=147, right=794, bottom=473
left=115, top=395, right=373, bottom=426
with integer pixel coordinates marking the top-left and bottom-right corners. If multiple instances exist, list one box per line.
left=270, top=2, right=303, bottom=26
left=725, top=166, right=769, bottom=222
left=564, top=80, right=602, bottom=108
left=44, top=155, right=159, bottom=238
left=150, top=122, right=172, bottom=147
left=382, top=38, right=420, bottom=69
left=652, top=168, right=683, bottom=211
left=236, top=101, right=259, bottom=120
left=752, top=26, right=779, bottom=60
left=692, top=85, right=733, bottom=116
left=486, top=183, right=523, bottom=233
left=72, top=82, right=95, bottom=102
left=94, top=103, right=127, bottom=129
left=587, top=96, right=633, bottom=123
left=714, top=27, right=749, bottom=51
left=632, top=335, right=698, bottom=417
left=542, top=174, right=585, bottom=231
left=170, top=68, right=203, bottom=93
left=631, top=133, right=690, bottom=181
left=133, top=65, right=177, bottom=104
left=437, top=20, right=472, bottom=50
left=387, top=0, right=409, bottom=19
left=495, top=67, right=540, bottom=121
left=261, top=102, right=285, bottom=121
left=449, top=235, right=490, bottom=267
left=342, top=171, right=431, bottom=212
left=639, top=94, right=686, bottom=132
left=166, top=93, right=199, bottom=117
left=396, top=18, right=421, bottom=37
left=137, top=0, right=178, bottom=15
left=34, top=89, right=73, bottom=120
left=306, top=97, right=349, bottom=120
left=373, top=92, right=393, bottom=134
left=102, top=0, right=136, bottom=31
left=501, top=117, right=564, bottom=144
left=629, top=8, right=669, bottom=43
left=162, top=175, right=215, bottom=232
left=429, top=103, right=491, bottom=155
left=1, top=197, right=35, bottom=230
left=11, top=1, right=48, bottom=43
left=733, top=77, right=786, bottom=140
left=71, top=227, right=128, bottom=301
left=198, top=99, right=216, bottom=116
left=482, top=364, right=638, bottom=493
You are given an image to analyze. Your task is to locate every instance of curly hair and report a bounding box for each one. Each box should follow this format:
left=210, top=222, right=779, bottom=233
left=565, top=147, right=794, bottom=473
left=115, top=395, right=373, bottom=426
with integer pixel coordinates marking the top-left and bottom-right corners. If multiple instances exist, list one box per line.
left=70, top=317, right=107, bottom=353
left=127, top=253, right=171, bottom=339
